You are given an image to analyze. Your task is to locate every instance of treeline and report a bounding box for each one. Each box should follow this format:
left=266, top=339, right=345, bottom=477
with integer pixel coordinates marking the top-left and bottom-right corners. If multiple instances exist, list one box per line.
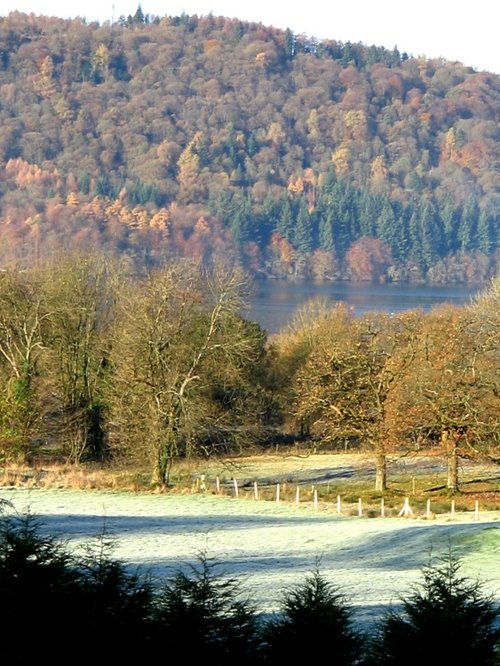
left=1, top=511, right=499, bottom=665
left=0, top=11, right=498, bottom=282
left=0, top=254, right=498, bottom=490
left=211, top=173, right=499, bottom=282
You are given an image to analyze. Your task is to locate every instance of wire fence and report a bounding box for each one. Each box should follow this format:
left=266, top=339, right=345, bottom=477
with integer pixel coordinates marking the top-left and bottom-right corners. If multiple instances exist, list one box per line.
left=194, top=474, right=490, bottom=520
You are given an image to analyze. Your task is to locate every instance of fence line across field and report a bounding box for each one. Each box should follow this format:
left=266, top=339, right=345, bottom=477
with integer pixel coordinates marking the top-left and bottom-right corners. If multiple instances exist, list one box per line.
left=205, top=476, right=484, bottom=521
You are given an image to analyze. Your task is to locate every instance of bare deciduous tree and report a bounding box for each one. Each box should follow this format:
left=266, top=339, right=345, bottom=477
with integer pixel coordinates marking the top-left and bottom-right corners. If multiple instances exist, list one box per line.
left=111, top=259, right=266, bottom=486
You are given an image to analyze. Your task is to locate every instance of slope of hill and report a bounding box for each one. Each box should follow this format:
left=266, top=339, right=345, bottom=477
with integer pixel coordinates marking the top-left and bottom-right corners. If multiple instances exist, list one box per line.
left=0, top=11, right=498, bottom=282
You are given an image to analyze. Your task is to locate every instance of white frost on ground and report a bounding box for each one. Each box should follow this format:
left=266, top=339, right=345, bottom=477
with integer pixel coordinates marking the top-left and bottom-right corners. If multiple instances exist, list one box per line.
left=1, top=485, right=499, bottom=630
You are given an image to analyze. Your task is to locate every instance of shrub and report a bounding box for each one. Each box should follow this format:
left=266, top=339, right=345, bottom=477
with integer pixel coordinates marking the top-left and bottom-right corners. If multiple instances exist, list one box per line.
left=0, top=513, right=156, bottom=663
left=366, top=549, right=500, bottom=666
left=152, top=551, right=260, bottom=664
left=76, top=533, right=156, bottom=659
left=0, top=513, right=85, bottom=663
left=260, top=564, right=364, bottom=665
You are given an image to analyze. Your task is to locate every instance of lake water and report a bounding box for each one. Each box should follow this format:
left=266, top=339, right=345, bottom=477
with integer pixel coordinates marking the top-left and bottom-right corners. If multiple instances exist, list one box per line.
left=245, top=280, right=483, bottom=335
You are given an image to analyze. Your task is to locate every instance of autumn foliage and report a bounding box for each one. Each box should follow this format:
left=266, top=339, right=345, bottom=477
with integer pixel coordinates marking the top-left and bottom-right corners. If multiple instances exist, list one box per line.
left=0, top=10, right=498, bottom=283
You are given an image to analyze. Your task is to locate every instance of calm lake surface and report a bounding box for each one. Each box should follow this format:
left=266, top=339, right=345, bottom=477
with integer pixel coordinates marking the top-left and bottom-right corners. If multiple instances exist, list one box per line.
left=246, top=280, right=483, bottom=335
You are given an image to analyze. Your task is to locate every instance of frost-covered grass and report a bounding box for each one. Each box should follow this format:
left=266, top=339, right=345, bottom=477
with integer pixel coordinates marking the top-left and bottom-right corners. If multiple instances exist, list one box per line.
left=1, top=484, right=499, bottom=630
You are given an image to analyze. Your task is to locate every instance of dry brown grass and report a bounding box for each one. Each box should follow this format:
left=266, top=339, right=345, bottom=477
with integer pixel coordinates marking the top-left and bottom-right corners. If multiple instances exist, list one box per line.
left=0, top=461, right=153, bottom=493
left=1, top=450, right=499, bottom=515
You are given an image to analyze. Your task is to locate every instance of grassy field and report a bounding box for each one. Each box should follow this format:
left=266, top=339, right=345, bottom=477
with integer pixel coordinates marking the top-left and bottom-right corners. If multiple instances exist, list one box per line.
left=2, top=448, right=499, bottom=516
left=1, top=480, right=499, bottom=630
left=1, top=448, right=499, bottom=630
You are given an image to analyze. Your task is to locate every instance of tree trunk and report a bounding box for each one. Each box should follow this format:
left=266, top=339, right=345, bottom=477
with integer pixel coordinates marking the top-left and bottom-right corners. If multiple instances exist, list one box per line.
left=154, top=443, right=172, bottom=487
left=154, top=422, right=177, bottom=487
left=444, top=429, right=459, bottom=492
left=375, top=452, right=387, bottom=492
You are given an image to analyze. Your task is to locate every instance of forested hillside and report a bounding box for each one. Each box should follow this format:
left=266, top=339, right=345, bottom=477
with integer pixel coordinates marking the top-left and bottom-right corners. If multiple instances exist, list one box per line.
left=0, top=9, right=498, bottom=282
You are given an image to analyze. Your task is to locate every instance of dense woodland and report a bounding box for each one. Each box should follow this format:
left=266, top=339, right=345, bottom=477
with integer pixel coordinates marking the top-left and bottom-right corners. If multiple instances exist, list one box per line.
left=0, top=9, right=499, bottom=283
left=0, top=253, right=498, bottom=490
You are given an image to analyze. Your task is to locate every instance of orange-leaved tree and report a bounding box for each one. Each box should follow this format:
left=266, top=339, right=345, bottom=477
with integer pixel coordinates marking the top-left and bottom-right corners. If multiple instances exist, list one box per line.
left=386, top=294, right=499, bottom=492
left=289, top=304, right=421, bottom=491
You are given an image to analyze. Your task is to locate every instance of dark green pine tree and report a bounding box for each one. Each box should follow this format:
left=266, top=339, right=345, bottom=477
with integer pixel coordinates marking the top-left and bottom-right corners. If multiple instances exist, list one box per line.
left=458, top=198, right=480, bottom=252
left=437, top=196, right=460, bottom=254
left=283, top=28, right=296, bottom=60
left=366, top=552, right=500, bottom=666
left=315, top=177, right=335, bottom=252
left=261, top=566, right=363, bottom=665
left=231, top=164, right=246, bottom=186
left=79, top=172, right=91, bottom=195
left=257, top=193, right=280, bottom=247
left=405, top=170, right=424, bottom=193
left=318, top=209, right=335, bottom=252
left=227, top=128, right=243, bottom=169
left=319, top=168, right=337, bottom=198
left=229, top=195, right=253, bottom=244
left=341, top=41, right=353, bottom=66
left=153, top=552, right=259, bottom=665
left=407, top=206, right=424, bottom=269
left=231, top=20, right=245, bottom=43
left=208, top=189, right=233, bottom=224
left=476, top=205, right=498, bottom=255
left=342, top=183, right=360, bottom=240
left=358, top=189, right=379, bottom=237
left=246, top=133, right=259, bottom=158
left=195, top=135, right=211, bottom=168
left=315, top=170, right=334, bottom=214
left=393, top=199, right=410, bottom=260
left=132, top=4, right=145, bottom=24
left=390, top=45, right=402, bottom=66
left=376, top=200, right=394, bottom=251
left=338, top=210, right=353, bottom=258
left=276, top=197, right=295, bottom=243
left=377, top=198, right=408, bottom=261
left=323, top=180, right=351, bottom=258
left=293, top=197, right=314, bottom=254
left=419, top=200, right=444, bottom=269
